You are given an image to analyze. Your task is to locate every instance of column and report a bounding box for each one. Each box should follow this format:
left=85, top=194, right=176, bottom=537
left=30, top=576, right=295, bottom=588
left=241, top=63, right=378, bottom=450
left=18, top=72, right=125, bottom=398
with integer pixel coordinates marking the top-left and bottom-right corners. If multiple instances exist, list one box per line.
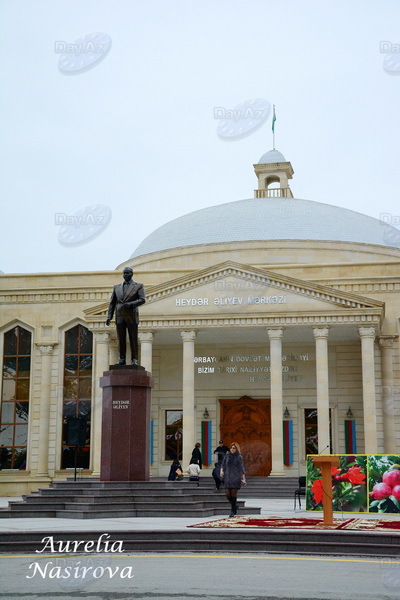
left=91, top=331, right=110, bottom=477
left=139, top=331, right=154, bottom=373
left=181, top=330, right=196, bottom=469
left=268, top=328, right=285, bottom=476
left=109, top=338, right=119, bottom=365
left=35, top=344, right=56, bottom=478
left=313, top=327, right=330, bottom=454
left=359, top=326, right=378, bottom=453
left=379, top=335, right=398, bottom=453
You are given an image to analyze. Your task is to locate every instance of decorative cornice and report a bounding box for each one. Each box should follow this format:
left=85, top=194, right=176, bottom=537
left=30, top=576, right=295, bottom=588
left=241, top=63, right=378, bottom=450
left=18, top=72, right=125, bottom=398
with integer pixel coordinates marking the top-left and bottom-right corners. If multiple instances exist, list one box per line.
left=84, top=302, right=109, bottom=317
left=140, top=313, right=381, bottom=329
left=330, top=282, right=400, bottom=294
left=2, top=262, right=387, bottom=321
left=2, top=279, right=399, bottom=301
left=0, top=291, right=111, bottom=304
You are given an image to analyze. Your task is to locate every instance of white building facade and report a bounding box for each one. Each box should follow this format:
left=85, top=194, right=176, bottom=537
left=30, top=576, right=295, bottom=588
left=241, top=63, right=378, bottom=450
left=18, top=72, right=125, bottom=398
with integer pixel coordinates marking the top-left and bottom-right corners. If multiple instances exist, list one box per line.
left=1, top=150, right=400, bottom=494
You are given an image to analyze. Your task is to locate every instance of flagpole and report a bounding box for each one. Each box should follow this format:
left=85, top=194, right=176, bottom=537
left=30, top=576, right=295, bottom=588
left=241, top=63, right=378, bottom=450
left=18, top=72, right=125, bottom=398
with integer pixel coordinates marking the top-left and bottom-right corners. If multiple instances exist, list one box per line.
left=272, top=105, right=275, bottom=149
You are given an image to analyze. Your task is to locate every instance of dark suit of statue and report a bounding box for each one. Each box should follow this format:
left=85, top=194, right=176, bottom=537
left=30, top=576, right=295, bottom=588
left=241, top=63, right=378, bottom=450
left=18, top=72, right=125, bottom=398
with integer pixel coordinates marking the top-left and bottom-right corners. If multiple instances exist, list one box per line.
left=106, top=269, right=146, bottom=365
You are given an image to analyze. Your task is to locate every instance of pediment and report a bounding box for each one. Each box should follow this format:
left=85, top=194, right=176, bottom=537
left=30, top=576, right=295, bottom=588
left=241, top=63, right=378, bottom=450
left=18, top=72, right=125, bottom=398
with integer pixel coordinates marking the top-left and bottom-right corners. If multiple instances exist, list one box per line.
left=85, top=303, right=109, bottom=318
left=143, top=261, right=383, bottom=316
left=84, top=262, right=383, bottom=322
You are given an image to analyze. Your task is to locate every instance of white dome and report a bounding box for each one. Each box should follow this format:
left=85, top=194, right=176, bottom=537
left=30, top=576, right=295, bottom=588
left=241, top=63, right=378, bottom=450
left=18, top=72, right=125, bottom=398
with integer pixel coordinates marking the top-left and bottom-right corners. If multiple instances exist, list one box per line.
left=258, top=149, right=286, bottom=163
left=131, top=196, right=400, bottom=258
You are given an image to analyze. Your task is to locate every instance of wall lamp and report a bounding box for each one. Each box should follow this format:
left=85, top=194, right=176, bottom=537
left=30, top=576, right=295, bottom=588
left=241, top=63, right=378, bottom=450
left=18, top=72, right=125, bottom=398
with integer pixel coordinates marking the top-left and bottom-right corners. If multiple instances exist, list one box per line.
left=203, top=407, right=210, bottom=419
left=283, top=406, right=290, bottom=419
left=346, top=407, right=354, bottom=419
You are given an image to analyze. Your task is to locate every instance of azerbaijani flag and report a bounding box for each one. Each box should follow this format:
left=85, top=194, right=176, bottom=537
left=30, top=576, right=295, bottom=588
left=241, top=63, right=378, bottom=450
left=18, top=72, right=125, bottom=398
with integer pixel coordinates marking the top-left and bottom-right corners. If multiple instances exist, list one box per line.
left=272, top=105, right=276, bottom=132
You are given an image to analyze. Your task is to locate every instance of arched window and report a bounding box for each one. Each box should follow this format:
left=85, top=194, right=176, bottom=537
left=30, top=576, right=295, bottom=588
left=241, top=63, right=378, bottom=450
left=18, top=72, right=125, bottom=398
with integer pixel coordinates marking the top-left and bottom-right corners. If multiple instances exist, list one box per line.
left=265, top=175, right=280, bottom=191
left=0, top=326, right=31, bottom=469
left=61, top=325, right=93, bottom=469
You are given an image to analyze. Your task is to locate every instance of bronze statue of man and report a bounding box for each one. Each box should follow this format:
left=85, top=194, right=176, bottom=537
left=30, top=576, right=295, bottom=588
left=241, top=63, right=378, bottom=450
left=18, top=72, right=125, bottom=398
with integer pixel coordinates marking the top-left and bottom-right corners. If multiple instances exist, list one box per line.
left=106, top=267, right=146, bottom=365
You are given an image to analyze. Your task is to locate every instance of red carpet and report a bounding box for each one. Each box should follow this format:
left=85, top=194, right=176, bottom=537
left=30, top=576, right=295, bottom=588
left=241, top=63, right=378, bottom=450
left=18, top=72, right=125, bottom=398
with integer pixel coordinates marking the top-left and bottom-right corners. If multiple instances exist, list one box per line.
left=343, top=519, right=400, bottom=531
left=189, top=516, right=400, bottom=531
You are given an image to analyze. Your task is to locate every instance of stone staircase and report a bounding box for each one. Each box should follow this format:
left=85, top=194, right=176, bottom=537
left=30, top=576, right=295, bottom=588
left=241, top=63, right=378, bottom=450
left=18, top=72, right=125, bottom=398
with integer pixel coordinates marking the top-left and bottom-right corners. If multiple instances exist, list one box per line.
left=231, top=476, right=299, bottom=498
left=0, top=480, right=261, bottom=519
left=0, top=526, right=399, bottom=557
left=0, top=478, right=399, bottom=557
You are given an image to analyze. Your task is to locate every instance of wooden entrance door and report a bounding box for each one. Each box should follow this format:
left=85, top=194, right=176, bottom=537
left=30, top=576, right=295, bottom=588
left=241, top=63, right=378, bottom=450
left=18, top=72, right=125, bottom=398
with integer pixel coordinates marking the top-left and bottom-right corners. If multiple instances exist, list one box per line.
left=219, top=396, right=271, bottom=477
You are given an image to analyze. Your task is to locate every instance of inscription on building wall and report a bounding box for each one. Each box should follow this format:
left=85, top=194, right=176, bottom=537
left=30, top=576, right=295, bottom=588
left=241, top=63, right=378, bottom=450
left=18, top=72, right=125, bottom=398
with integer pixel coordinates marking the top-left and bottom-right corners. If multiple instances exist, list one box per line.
left=176, top=295, right=287, bottom=306
left=194, top=353, right=310, bottom=383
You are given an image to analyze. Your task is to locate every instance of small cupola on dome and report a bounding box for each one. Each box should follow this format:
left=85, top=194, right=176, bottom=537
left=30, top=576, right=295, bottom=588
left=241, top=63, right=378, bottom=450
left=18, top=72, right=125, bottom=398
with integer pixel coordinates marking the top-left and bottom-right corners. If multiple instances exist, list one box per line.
left=254, top=148, right=294, bottom=198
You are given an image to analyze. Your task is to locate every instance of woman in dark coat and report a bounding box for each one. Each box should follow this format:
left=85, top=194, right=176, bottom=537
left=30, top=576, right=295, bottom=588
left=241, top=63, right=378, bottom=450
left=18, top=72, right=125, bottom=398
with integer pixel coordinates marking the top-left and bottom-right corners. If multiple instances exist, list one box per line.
left=190, top=442, right=202, bottom=468
left=220, top=441, right=246, bottom=517
left=168, top=459, right=183, bottom=481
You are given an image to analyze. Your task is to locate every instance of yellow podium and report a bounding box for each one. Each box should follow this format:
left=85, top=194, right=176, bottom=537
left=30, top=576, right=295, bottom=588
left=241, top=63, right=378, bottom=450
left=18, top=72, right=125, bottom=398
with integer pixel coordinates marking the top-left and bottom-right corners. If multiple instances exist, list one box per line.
left=312, top=455, right=340, bottom=525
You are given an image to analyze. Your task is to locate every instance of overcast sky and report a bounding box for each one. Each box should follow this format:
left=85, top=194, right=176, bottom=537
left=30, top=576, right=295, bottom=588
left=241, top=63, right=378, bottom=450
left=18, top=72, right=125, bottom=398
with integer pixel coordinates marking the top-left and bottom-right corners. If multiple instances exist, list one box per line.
left=1, top=0, right=400, bottom=274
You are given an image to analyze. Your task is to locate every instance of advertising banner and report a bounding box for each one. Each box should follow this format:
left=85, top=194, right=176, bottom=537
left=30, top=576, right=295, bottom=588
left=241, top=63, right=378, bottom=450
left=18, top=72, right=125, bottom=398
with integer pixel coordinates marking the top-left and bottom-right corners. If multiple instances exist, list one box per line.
left=306, top=454, right=400, bottom=514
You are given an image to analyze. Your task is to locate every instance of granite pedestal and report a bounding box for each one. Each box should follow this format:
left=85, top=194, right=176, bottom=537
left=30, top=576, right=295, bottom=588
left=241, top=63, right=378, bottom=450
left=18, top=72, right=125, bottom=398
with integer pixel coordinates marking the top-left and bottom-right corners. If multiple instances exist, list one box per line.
left=100, top=366, right=153, bottom=481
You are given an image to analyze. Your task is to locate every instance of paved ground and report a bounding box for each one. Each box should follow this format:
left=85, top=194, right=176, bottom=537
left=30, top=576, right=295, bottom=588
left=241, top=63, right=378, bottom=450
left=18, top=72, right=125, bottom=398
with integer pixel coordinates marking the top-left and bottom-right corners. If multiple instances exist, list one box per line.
left=1, top=495, right=400, bottom=599
left=0, top=551, right=399, bottom=599
left=1, top=494, right=399, bottom=533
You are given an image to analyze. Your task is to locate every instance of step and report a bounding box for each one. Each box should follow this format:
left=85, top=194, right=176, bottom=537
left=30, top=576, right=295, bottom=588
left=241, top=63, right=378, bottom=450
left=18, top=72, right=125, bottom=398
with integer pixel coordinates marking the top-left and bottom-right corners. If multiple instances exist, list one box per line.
left=40, top=486, right=215, bottom=496
left=0, top=502, right=258, bottom=520
left=52, top=481, right=214, bottom=489
left=55, top=506, right=260, bottom=519
left=0, top=479, right=263, bottom=520
left=61, top=499, right=239, bottom=511
left=42, top=479, right=300, bottom=500
left=54, top=478, right=299, bottom=488
left=7, top=501, right=66, bottom=510
left=0, top=527, right=398, bottom=557
left=23, top=493, right=227, bottom=504
left=0, top=508, right=58, bottom=518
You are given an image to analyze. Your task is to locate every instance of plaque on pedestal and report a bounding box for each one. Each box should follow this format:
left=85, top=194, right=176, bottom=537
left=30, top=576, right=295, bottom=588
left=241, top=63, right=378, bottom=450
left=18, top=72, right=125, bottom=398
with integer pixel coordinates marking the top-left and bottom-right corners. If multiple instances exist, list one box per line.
left=100, top=366, right=154, bottom=481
